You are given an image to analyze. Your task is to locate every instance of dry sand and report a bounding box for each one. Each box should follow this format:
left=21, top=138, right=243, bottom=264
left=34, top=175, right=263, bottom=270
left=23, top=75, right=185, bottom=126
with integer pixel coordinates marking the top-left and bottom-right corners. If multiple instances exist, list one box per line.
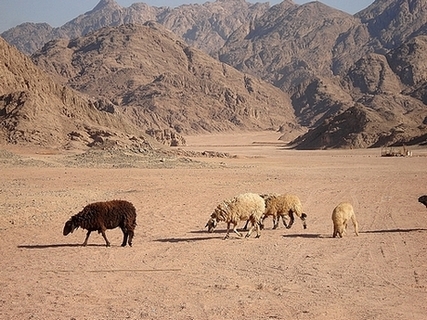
left=1, top=131, right=426, bottom=320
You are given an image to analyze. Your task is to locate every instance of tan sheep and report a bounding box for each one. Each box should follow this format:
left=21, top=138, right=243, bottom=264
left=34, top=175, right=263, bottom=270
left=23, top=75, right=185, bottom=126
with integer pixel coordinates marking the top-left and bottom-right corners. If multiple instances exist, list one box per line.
left=331, top=202, right=359, bottom=238
left=261, top=193, right=307, bottom=230
left=205, top=193, right=265, bottom=239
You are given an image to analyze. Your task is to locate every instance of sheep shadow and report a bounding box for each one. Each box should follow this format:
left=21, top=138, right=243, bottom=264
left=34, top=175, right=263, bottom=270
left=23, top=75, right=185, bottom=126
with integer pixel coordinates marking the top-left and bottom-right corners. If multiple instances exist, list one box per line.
left=18, top=243, right=107, bottom=249
left=155, top=230, right=225, bottom=242
left=190, top=229, right=228, bottom=234
left=282, top=233, right=327, bottom=239
left=154, top=236, right=221, bottom=243
left=360, top=228, right=427, bottom=234
left=155, top=228, right=248, bottom=242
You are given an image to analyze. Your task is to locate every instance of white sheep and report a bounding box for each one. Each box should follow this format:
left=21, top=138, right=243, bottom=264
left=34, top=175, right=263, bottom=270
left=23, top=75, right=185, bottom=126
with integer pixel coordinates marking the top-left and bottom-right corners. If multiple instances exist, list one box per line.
left=331, top=202, right=359, bottom=238
left=260, top=193, right=307, bottom=230
left=205, top=193, right=265, bottom=239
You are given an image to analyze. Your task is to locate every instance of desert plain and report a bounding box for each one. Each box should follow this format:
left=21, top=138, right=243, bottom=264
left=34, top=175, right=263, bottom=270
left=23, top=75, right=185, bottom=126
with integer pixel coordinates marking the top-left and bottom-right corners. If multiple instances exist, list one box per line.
left=0, top=131, right=426, bottom=320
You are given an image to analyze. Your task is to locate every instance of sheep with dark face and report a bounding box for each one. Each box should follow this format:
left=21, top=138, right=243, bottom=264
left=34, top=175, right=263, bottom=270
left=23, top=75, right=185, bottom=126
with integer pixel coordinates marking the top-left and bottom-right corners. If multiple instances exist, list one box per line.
left=418, top=195, right=427, bottom=208
left=206, top=193, right=265, bottom=239
left=63, top=200, right=137, bottom=247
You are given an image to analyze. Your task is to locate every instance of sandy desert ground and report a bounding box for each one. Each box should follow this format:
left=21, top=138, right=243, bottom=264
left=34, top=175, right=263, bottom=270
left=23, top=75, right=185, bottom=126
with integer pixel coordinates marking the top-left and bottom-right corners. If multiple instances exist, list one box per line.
left=1, top=131, right=426, bottom=320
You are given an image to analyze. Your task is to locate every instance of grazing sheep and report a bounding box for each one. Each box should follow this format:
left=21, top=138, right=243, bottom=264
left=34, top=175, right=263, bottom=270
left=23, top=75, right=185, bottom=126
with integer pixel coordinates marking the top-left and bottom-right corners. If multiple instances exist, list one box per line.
left=206, top=193, right=265, bottom=239
left=331, top=202, right=359, bottom=238
left=418, top=195, right=427, bottom=208
left=260, top=193, right=307, bottom=230
left=63, top=200, right=137, bottom=247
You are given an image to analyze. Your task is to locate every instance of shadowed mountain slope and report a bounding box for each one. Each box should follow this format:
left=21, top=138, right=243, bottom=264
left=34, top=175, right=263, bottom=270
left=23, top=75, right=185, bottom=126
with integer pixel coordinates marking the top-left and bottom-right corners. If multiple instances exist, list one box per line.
left=0, top=36, right=158, bottom=150
left=31, top=23, right=302, bottom=141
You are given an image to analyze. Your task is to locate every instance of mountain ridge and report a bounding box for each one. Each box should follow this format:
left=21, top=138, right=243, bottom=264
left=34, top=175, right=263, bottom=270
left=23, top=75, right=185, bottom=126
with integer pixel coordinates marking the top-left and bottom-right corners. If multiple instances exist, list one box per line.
left=1, top=0, right=427, bottom=149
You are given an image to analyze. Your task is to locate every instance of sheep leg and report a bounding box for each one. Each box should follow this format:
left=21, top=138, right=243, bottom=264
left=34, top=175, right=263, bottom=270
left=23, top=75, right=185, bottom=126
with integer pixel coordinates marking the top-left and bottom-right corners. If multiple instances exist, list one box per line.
left=259, top=215, right=266, bottom=230
left=243, top=219, right=250, bottom=230
left=82, top=230, right=92, bottom=246
left=100, top=229, right=111, bottom=247
left=120, top=225, right=133, bottom=247
left=351, top=215, right=359, bottom=236
left=256, top=222, right=261, bottom=238
left=127, top=230, right=134, bottom=246
left=223, top=222, right=232, bottom=240
left=232, top=222, right=243, bottom=238
left=245, top=224, right=261, bottom=238
left=121, top=230, right=129, bottom=247
left=280, top=215, right=289, bottom=228
left=286, top=212, right=295, bottom=229
left=342, top=220, right=348, bottom=235
left=272, top=215, right=279, bottom=229
left=245, top=219, right=261, bottom=238
left=245, top=225, right=254, bottom=238
left=244, top=219, right=264, bottom=231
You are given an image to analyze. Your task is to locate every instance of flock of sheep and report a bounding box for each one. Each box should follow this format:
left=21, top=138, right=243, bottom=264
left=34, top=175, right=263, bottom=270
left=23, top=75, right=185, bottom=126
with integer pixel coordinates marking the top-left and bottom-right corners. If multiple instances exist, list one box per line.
left=63, top=190, right=387, bottom=246
left=62, top=194, right=427, bottom=246
left=205, top=192, right=358, bottom=240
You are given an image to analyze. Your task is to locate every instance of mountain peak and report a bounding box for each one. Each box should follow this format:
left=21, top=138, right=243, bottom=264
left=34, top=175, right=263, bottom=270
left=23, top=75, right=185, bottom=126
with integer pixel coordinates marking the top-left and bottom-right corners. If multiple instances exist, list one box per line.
left=91, top=0, right=121, bottom=12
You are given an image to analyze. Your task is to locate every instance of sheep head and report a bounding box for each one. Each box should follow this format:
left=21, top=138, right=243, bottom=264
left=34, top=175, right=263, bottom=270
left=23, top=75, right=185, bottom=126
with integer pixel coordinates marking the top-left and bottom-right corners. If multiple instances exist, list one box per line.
left=418, top=195, right=427, bottom=208
left=205, top=217, right=218, bottom=232
left=301, top=213, right=308, bottom=229
left=63, top=219, right=78, bottom=235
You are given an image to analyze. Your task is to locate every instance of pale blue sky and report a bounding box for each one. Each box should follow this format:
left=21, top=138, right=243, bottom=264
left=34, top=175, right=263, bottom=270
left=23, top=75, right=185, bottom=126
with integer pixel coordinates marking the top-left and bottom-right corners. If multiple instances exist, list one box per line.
left=0, top=0, right=375, bottom=33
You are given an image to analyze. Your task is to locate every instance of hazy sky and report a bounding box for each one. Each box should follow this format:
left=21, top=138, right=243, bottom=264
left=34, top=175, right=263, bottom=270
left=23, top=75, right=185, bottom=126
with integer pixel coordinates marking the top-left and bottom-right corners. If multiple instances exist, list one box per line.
left=0, top=0, right=375, bottom=33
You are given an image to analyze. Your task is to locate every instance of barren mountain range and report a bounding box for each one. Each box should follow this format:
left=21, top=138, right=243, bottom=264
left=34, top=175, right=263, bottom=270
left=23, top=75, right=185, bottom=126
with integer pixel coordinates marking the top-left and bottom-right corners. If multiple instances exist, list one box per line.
left=1, top=0, right=427, bottom=149
left=0, top=36, right=161, bottom=151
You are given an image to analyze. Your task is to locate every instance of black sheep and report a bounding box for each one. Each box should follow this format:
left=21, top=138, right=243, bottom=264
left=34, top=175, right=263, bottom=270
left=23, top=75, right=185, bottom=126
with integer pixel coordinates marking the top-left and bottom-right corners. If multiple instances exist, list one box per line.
left=419, top=195, right=427, bottom=208
left=63, top=200, right=137, bottom=247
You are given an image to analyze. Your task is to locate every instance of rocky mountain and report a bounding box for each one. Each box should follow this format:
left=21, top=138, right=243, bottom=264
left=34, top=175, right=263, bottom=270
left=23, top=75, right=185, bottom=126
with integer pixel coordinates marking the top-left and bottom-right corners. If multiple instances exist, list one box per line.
left=286, top=34, right=427, bottom=149
left=0, top=36, right=157, bottom=151
left=2, top=0, right=427, bottom=149
left=31, top=23, right=301, bottom=141
left=219, top=1, right=362, bottom=83
left=219, top=0, right=427, bottom=148
left=1, top=0, right=267, bottom=57
left=356, top=0, right=427, bottom=51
